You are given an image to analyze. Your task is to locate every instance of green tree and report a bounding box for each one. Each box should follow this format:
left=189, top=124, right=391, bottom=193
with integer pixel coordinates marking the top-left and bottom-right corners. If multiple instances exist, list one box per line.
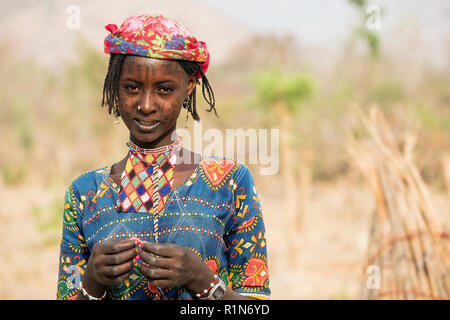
left=250, top=66, right=314, bottom=252
left=348, top=0, right=381, bottom=59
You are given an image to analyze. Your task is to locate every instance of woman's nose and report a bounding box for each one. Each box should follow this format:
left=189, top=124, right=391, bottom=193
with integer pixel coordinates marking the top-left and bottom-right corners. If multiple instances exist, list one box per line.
left=138, top=92, right=157, bottom=114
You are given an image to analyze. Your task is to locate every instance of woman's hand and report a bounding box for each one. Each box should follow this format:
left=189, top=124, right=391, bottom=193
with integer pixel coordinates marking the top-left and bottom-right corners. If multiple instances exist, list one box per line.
left=80, top=239, right=139, bottom=298
left=138, top=242, right=215, bottom=295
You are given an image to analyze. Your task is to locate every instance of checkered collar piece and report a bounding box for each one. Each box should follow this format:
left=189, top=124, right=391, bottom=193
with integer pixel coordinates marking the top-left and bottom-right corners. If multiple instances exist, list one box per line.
left=117, top=137, right=183, bottom=215
left=127, top=137, right=182, bottom=162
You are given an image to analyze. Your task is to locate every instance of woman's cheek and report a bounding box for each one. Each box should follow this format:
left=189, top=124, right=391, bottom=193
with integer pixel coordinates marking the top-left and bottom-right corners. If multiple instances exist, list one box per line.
left=161, top=100, right=181, bottom=119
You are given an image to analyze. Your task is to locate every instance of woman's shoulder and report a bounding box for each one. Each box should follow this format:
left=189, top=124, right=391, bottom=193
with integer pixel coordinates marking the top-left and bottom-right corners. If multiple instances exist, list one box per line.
left=69, top=165, right=111, bottom=194
left=198, top=155, right=253, bottom=185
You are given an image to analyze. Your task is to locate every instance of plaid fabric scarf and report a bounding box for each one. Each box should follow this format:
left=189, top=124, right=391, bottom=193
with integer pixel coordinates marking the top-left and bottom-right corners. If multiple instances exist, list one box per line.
left=117, top=137, right=183, bottom=222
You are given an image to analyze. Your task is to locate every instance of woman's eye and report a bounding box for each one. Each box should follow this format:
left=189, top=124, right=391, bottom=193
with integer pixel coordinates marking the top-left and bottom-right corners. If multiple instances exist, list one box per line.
left=125, top=85, right=140, bottom=93
left=157, top=86, right=173, bottom=94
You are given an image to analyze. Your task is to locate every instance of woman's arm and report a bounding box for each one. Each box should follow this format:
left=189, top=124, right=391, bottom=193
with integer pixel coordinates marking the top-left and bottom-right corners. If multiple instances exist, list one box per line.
left=57, top=185, right=90, bottom=300
left=223, top=164, right=271, bottom=300
left=76, top=239, right=138, bottom=300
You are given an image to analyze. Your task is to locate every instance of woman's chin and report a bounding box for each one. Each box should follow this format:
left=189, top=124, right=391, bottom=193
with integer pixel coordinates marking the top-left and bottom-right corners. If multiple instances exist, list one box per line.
left=130, top=127, right=176, bottom=148
left=131, top=132, right=160, bottom=145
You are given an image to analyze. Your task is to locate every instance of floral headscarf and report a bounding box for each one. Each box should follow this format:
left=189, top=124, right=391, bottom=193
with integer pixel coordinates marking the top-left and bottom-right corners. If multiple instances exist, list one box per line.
left=104, top=13, right=210, bottom=77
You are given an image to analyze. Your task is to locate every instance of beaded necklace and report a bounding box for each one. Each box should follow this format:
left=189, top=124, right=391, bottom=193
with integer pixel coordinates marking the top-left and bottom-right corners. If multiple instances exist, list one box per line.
left=116, top=136, right=183, bottom=242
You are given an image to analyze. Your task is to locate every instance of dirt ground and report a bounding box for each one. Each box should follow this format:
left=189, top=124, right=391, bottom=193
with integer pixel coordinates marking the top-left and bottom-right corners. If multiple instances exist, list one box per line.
left=0, top=176, right=447, bottom=299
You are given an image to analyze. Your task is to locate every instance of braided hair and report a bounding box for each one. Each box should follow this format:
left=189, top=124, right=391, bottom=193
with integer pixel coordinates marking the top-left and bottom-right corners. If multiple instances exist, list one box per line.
left=101, top=54, right=217, bottom=121
left=102, top=54, right=125, bottom=115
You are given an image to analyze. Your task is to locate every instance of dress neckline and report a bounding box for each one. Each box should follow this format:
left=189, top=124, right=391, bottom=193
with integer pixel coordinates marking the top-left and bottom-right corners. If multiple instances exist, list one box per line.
left=103, top=159, right=202, bottom=196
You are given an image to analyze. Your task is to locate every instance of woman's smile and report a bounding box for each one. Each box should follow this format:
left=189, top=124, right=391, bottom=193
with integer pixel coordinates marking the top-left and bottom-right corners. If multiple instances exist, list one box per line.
left=134, top=118, right=161, bottom=131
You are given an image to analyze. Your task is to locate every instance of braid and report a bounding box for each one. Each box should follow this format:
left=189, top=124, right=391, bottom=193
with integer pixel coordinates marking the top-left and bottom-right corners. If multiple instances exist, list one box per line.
left=176, top=60, right=217, bottom=121
left=102, top=54, right=125, bottom=114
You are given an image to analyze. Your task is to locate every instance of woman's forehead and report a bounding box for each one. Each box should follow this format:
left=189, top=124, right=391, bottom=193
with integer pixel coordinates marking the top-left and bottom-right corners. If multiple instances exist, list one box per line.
left=121, top=55, right=184, bottom=78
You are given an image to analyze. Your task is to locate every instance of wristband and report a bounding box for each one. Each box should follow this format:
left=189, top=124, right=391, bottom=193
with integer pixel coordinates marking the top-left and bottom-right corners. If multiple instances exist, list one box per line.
left=200, top=277, right=227, bottom=300
left=195, top=274, right=218, bottom=298
left=79, top=281, right=107, bottom=300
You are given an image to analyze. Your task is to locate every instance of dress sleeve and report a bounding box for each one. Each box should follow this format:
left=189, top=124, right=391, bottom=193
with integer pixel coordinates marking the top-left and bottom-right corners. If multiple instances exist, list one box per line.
left=225, top=165, right=271, bottom=300
left=56, top=183, right=89, bottom=300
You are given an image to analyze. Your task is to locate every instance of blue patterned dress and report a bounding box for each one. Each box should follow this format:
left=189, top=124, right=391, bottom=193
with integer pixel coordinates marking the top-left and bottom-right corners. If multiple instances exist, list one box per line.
left=57, top=156, right=270, bottom=300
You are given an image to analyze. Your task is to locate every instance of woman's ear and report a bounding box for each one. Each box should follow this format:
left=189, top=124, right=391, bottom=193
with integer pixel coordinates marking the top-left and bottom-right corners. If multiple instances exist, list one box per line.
left=186, top=74, right=197, bottom=97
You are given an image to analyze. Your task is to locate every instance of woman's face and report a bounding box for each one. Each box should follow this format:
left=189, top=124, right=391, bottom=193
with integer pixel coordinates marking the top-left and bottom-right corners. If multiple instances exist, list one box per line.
left=117, top=55, right=195, bottom=148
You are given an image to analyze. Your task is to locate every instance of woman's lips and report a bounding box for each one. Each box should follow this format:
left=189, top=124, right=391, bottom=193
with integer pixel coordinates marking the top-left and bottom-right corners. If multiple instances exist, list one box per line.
left=134, top=119, right=161, bottom=131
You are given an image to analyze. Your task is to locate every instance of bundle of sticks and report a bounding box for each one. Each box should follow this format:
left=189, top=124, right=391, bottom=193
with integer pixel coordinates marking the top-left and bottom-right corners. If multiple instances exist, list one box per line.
left=347, top=105, right=449, bottom=300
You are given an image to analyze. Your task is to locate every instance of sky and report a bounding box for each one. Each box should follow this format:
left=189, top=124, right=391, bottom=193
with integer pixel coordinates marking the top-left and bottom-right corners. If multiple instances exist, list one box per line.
left=196, top=0, right=450, bottom=67
left=197, top=0, right=360, bottom=46
left=1, top=1, right=449, bottom=69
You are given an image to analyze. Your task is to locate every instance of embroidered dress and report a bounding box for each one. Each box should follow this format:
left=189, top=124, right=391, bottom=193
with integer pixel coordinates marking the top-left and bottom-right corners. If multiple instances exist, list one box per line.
left=57, top=149, right=270, bottom=300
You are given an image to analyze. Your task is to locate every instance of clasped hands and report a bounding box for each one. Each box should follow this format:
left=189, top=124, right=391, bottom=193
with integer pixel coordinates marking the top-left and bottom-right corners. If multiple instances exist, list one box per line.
left=82, top=238, right=214, bottom=296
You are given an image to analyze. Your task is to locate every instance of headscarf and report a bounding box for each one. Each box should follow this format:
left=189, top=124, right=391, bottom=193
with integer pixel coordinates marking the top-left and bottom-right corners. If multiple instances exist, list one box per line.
left=104, top=13, right=210, bottom=77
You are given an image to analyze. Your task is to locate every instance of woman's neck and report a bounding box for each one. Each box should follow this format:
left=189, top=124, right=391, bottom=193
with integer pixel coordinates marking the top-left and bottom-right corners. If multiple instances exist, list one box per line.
left=129, top=126, right=178, bottom=149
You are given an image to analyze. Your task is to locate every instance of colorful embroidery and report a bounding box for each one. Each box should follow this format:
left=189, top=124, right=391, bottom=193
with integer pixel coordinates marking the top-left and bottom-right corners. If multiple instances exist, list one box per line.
left=57, top=274, right=79, bottom=300
left=104, top=13, right=210, bottom=77
left=183, top=171, right=198, bottom=186
left=57, top=159, right=270, bottom=300
left=199, top=158, right=238, bottom=191
left=205, top=255, right=221, bottom=274
left=227, top=263, right=243, bottom=288
left=108, top=267, right=147, bottom=300
left=228, top=178, right=237, bottom=192
left=242, top=255, right=269, bottom=287
left=256, top=230, right=266, bottom=248
left=63, top=189, right=78, bottom=232
left=67, top=234, right=88, bottom=254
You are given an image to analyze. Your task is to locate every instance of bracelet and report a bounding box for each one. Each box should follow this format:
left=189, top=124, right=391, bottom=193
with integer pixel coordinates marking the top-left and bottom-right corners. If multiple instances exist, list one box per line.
left=79, top=281, right=107, bottom=300
left=195, top=274, right=218, bottom=298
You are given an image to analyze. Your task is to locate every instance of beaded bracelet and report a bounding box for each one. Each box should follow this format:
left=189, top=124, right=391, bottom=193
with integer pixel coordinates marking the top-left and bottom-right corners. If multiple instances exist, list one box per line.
left=79, top=281, right=107, bottom=300
left=195, top=274, right=219, bottom=298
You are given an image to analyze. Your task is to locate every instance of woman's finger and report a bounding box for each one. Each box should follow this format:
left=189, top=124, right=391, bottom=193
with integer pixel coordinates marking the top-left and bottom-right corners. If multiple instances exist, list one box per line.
left=141, top=242, right=178, bottom=257
left=104, top=247, right=139, bottom=265
left=138, top=263, right=172, bottom=280
left=102, top=260, right=135, bottom=277
left=139, top=250, right=172, bottom=268
left=104, top=239, right=139, bottom=254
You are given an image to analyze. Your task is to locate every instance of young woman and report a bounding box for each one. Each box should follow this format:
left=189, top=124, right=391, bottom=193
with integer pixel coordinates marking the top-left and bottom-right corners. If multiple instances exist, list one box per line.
left=57, top=13, right=270, bottom=300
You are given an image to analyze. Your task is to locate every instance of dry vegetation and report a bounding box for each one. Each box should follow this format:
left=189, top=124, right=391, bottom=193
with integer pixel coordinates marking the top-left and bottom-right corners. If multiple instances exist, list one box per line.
left=348, top=106, right=449, bottom=299
left=1, top=5, right=449, bottom=300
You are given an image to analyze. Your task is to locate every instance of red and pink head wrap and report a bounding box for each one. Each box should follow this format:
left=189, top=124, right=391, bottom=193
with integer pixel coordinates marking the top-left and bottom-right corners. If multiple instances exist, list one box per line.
left=104, top=13, right=210, bottom=77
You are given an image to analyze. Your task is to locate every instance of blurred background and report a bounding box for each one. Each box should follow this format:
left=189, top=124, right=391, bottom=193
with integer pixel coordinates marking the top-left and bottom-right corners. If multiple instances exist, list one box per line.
left=0, top=0, right=449, bottom=299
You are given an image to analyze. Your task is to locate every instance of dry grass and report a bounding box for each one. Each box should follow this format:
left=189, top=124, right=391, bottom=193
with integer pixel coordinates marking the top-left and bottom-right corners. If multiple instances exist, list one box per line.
left=0, top=162, right=448, bottom=299
left=348, top=106, right=450, bottom=299
left=0, top=174, right=375, bottom=299
left=1, top=3, right=449, bottom=300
